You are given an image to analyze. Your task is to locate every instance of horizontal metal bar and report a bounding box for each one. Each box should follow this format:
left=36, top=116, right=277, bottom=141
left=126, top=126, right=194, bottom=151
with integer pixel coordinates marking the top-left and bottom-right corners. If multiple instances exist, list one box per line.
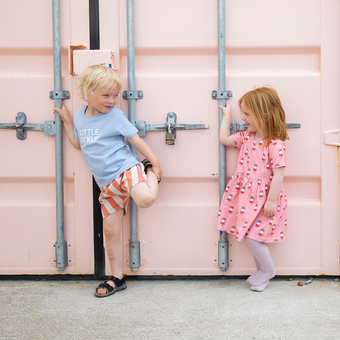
left=231, top=121, right=301, bottom=134
left=175, top=124, right=209, bottom=130
left=286, top=123, right=301, bottom=129
left=136, top=121, right=208, bottom=132
left=135, top=120, right=209, bottom=137
left=0, top=123, right=45, bottom=131
left=0, top=121, right=56, bottom=136
left=147, top=124, right=209, bottom=132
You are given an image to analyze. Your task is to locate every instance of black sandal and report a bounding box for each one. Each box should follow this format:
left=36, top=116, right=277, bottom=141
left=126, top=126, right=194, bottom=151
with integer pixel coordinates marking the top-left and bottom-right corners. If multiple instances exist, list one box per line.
left=94, top=275, right=127, bottom=298
left=142, top=159, right=161, bottom=183
left=142, top=159, right=153, bottom=173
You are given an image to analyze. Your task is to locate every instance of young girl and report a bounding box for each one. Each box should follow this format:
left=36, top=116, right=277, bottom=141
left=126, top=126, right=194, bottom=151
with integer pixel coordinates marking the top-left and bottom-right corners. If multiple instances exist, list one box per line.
left=55, top=65, right=162, bottom=297
left=217, top=86, right=289, bottom=292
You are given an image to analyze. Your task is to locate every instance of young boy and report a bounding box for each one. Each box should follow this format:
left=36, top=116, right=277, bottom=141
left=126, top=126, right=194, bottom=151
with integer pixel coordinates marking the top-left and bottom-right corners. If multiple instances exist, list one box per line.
left=55, top=65, right=162, bottom=297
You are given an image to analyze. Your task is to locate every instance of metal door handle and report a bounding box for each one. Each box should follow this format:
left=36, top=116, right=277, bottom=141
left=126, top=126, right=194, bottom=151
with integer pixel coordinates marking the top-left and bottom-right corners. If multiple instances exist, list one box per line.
left=0, top=112, right=55, bottom=140
left=230, top=121, right=301, bottom=135
left=136, top=112, right=209, bottom=145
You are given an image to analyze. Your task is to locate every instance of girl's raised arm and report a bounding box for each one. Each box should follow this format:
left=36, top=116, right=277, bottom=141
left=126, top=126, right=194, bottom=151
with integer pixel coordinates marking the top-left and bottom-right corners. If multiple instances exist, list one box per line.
left=219, top=104, right=235, bottom=147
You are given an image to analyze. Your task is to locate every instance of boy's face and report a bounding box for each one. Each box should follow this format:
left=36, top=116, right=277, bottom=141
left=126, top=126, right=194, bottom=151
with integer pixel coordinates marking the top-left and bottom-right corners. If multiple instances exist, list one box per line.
left=86, top=83, right=119, bottom=116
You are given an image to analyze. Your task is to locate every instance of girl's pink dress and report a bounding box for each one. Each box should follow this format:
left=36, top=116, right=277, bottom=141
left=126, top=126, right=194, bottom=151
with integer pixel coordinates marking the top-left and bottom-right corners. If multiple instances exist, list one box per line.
left=217, top=131, right=287, bottom=243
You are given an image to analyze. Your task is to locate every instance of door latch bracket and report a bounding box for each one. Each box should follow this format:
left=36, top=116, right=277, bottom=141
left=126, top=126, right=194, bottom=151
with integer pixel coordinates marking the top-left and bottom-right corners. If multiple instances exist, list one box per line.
left=212, top=90, right=233, bottom=100
left=49, top=91, right=70, bottom=100
left=50, top=91, right=70, bottom=99
left=0, top=112, right=56, bottom=140
left=122, top=90, right=143, bottom=100
left=135, top=112, right=209, bottom=145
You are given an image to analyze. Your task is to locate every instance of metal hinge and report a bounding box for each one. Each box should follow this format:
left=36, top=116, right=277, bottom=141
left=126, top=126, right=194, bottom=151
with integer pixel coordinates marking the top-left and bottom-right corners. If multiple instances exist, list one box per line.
left=0, top=112, right=55, bottom=140
left=52, top=240, right=72, bottom=267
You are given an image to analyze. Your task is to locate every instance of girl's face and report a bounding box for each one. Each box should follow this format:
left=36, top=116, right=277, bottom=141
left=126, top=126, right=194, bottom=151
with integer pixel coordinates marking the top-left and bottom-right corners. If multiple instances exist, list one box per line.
left=240, top=102, right=258, bottom=135
left=86, top=83, right=119, bottom=116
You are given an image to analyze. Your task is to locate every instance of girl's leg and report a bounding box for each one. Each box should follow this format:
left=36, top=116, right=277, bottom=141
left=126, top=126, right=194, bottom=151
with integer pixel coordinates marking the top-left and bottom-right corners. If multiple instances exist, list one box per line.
left=245, top=237, right=276, bottom=288
left=250, top=255, right=269, bottom=292
left=96, top=209, right=124, bottom=295
left=254, top=256, right=260, bottom=271
left=130, top=168, right=159, bottom=209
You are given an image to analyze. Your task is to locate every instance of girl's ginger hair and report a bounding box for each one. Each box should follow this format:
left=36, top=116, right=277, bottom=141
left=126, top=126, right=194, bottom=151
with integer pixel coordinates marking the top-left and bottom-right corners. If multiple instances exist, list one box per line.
left=238, top=86, right=289, bottom=146
left=74, top=64, right=122, bottom=101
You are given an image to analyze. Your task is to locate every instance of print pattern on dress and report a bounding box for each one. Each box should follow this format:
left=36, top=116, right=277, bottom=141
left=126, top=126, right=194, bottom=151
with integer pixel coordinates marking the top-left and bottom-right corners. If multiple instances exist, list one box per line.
left=216, top=131, right=287, bottom=244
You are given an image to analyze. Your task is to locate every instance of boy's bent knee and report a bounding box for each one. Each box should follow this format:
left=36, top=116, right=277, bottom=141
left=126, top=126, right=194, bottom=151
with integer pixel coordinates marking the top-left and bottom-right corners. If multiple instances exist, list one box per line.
left=131, top=183, right=157, bottom=208
left=135, top=193, right=156, bottom=209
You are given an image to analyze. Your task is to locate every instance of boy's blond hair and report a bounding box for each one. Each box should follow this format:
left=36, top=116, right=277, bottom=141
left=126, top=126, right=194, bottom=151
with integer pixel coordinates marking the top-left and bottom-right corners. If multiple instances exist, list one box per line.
left=238, top=86, right=289, bottom=146
left=74, top=64, right=122, bottom=101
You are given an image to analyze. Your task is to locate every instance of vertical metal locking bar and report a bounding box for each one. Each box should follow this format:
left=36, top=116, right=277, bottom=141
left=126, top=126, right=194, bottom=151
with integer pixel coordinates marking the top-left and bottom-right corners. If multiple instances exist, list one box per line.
left=126, top=0, right=140, bottom=271
left=52, top=0, right=68, bottom=271
left=217, top=0, right=228, bottom=271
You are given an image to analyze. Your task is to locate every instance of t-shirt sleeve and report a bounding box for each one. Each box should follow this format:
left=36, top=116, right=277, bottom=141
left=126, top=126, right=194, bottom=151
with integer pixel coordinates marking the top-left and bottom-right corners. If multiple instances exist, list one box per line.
left=231, top=132, right=247, bottom=149
left=116, top=111, right=138, bottom=139
left=269, top=140, right=286, bottom=168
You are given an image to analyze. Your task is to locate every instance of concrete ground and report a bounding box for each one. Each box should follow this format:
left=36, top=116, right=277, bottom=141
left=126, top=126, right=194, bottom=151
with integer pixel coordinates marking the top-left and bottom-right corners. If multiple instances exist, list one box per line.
left=0, top=276, right=339, bottom=340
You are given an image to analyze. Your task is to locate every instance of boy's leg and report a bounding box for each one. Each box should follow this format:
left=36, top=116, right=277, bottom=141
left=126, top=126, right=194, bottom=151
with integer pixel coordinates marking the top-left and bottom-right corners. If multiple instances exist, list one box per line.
left=245, top=237, right=276, bottom=287
left=130, top=168, right=159, bottom=209
left=96, top=209, right=124, bottom=296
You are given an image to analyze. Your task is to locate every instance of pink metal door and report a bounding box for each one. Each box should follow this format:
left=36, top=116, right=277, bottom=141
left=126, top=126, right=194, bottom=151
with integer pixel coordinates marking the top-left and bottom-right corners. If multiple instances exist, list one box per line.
left=0, top=0, right=76, bottom=274
left=0, top=0, right=339, bottom=276
left=117, top=0, right=340, bottom=276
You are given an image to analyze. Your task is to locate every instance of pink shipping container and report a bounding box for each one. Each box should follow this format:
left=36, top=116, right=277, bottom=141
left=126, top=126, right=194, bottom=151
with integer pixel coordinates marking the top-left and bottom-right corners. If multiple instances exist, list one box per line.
left=0, top=0, right=339, bottom=277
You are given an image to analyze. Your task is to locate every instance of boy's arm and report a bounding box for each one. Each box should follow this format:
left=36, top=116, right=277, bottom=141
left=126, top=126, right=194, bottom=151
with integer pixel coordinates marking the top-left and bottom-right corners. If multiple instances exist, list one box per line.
left=128, top=134, right=162, bottom=180
left=264, top=167, right=285, bottom=217
left=54, top=105, right=80, bottom=149
left=219, top=104, right=235, bottom=147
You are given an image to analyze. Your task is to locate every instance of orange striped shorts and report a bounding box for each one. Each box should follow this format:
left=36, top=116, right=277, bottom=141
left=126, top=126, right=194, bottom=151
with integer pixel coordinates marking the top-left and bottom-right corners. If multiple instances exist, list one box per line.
left=99, top=163, right=147, bottom=218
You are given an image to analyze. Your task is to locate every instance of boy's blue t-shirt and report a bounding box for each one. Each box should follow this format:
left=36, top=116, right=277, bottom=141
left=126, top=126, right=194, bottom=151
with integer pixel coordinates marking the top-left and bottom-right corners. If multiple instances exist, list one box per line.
left=74, top=106, right=140, bottom=188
